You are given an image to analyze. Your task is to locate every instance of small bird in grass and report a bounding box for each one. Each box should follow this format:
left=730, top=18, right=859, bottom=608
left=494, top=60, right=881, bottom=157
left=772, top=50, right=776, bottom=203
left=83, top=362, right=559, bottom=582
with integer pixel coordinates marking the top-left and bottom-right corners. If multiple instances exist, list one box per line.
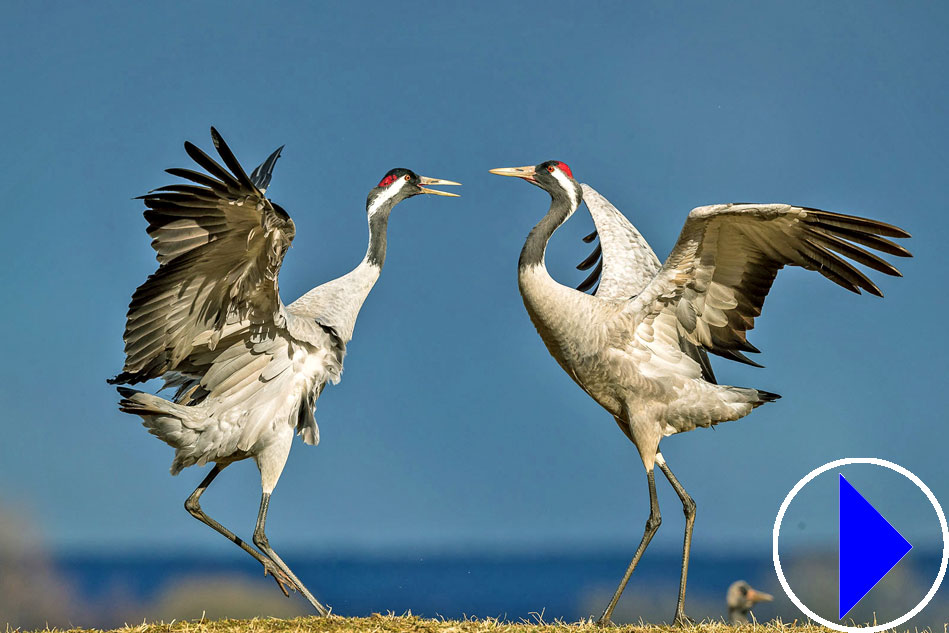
left=726, top=580, right=774, bottom=625
left=110, top=127, right=459, bottom=614
left=490, top=161, right=910, bottom=626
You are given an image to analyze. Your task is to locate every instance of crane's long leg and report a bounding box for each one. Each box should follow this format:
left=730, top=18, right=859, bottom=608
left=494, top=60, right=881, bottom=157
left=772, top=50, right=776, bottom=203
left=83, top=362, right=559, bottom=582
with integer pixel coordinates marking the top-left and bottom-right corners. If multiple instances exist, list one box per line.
left=184, top=464, right=295, bottom=596
left=597, top=469, right=661, bottom=627
left=253, top=492, right=330, bottom=616
left=656, top=453, right=696, bottom=626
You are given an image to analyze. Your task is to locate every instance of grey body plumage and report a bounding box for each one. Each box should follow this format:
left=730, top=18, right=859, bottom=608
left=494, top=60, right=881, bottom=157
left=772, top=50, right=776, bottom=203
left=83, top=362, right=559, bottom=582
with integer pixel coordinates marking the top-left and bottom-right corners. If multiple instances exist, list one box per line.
left=490, top=161, right=910, bottom=625
left=111, top=128, right=459, bottom=613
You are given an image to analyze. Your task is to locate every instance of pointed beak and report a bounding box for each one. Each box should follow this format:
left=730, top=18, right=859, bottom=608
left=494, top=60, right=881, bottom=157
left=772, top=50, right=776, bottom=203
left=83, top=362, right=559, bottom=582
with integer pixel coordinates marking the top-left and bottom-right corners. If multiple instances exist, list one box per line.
left=418, top=176, right=461, bottom=197
left=489, top=166, right=537, bottom=182
left=747, top=588, right=774, bottom=604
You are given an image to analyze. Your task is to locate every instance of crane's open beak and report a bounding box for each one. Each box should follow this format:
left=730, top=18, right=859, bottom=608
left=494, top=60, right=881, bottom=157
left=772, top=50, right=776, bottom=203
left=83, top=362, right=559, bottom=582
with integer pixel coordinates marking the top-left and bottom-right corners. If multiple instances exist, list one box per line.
left=747, top=588, right=774, bottom=604
left=489, top=166, right=537, bottom=182
left=419, top=176, right=461, bottom=197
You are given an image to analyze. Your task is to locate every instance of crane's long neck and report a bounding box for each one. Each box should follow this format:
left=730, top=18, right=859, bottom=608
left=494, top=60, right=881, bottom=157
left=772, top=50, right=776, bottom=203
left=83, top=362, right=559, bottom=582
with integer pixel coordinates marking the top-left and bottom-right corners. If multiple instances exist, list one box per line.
left=288, top=206, right=392, bottom=344
left=341, top=207, right=391, bottom=306
left=519, top=193, right=579, bottom=270
left=728, top=608, right=749, bottom=625
left=365, top=207, right=389, bottom=268
left=516, top=190, right=586, bottom=357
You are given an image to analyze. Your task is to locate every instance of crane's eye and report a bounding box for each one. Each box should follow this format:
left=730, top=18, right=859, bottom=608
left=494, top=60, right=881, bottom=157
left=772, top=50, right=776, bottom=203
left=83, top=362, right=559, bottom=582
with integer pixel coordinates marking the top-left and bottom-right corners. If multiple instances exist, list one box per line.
left=547, top=165, right=555, bottom=173
left=404, top=174, right=412, bottom=181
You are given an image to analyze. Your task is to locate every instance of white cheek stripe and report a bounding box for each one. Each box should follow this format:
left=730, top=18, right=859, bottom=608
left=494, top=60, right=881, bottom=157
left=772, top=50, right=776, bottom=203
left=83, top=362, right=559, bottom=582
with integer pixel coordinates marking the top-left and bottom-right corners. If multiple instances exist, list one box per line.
left=551, top=168, right=579, bottom=209
left=368, top=178, right=407, bottom=216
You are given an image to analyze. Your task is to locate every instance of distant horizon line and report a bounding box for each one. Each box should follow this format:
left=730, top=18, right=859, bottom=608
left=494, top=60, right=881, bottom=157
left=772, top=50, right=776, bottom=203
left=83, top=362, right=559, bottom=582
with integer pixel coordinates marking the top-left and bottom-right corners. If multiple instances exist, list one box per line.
left=50, top=544, right=945, bottom=561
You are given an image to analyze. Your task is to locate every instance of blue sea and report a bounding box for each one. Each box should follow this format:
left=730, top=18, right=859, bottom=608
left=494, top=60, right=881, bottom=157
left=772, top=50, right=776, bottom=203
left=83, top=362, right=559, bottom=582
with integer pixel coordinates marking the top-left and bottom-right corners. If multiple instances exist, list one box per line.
left=50, top=548, right=947, bottom=629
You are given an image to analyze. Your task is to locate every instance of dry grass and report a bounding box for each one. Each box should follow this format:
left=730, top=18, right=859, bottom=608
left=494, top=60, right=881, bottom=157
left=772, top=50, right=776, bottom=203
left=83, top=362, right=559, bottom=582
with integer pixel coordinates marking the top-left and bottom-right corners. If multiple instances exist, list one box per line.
left=23, top=614, right=853, bottom=633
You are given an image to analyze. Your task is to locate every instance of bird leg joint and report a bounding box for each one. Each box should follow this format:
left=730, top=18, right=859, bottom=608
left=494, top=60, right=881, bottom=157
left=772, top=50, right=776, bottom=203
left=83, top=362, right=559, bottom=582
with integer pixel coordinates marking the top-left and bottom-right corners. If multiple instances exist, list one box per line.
left=645, top=511, right=662, bottom=532
left=253, top=529, right=270, bottom=550
left=682, top=496, right=696, bottom=518
left=184, top=494, right=202, bottom=517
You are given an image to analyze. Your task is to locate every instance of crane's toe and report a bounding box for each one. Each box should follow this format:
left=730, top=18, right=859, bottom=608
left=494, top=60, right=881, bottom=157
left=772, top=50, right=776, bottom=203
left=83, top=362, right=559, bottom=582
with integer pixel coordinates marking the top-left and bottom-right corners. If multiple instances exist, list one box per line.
left=673, top=612, right=696, bottom=627
left=263, top=559, right=296, bottom=597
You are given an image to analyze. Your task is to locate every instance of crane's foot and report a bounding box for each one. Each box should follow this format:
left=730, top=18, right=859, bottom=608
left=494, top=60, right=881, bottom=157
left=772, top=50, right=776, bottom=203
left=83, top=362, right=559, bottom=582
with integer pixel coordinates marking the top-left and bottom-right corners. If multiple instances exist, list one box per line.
left=297, top=584, right=331, bottom=616
left=673, top=612, right=695, bottom=627
left=262, top=559, right=296, bottom=597
left=595, top=616, right=615, bottom=628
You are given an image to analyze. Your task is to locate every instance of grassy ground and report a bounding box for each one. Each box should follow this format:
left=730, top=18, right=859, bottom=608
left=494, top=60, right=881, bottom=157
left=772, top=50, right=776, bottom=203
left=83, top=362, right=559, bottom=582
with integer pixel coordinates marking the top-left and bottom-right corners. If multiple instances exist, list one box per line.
left=26, top=614, right=856, bottom=633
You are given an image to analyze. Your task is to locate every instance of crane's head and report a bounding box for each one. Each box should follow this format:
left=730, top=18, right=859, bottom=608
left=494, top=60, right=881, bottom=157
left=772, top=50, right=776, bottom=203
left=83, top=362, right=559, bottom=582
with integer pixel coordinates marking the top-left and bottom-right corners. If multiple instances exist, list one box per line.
left=726, top=580, right=774, bottom=622
left=367, top=168, right=460, bottom=215
left=489, top=161, right=581, bottom=207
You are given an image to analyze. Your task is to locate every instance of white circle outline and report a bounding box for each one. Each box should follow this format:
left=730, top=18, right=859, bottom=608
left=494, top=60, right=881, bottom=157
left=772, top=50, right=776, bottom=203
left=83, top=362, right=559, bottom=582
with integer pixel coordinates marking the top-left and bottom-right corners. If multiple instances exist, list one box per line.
left=773, top=457, right=948, bottom=633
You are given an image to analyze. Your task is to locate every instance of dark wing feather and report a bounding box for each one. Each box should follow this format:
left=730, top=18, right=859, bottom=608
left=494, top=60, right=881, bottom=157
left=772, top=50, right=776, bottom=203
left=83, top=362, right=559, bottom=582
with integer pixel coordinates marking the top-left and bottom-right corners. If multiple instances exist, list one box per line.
left=576, top=259, right=603, bottom=293
left=250, top=146, right=285, bottom=191
left=680, top=336, right=718, bottom=383
left=576, top=234, right=603, bottom=292
left=576, top=243, right=601, bottom=270
left=209, top=126, right=257, bottom=190
left=111, top=128, right=294, bottom=385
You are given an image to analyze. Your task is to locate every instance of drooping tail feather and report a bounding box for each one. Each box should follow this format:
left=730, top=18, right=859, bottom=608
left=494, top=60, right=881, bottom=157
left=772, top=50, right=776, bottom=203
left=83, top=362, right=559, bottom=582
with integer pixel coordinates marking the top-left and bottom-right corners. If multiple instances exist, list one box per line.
left=116, top=387, right=205, bottom=474
left=727, top=386, right=782, bottom=409
left=108, top=372, right=137, bottom=385
left=751, top=388, right=781, bottom=408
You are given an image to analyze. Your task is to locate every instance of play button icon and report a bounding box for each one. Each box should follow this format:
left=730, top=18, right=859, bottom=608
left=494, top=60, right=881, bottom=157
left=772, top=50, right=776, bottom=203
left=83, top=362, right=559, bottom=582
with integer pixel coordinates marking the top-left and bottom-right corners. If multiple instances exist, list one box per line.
left=774, top=458, right=949, bottom=633
left=838, top=474, right=913, bottom=619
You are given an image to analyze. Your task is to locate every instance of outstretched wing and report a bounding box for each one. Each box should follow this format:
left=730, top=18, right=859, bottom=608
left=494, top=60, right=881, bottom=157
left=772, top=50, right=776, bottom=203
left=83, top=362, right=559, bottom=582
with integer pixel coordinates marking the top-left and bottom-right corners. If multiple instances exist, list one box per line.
left=111, top=127, right=295, bottom=385
left=622, top=204, right=911, bottom=367
left=575, top=184, right=661, bottom=298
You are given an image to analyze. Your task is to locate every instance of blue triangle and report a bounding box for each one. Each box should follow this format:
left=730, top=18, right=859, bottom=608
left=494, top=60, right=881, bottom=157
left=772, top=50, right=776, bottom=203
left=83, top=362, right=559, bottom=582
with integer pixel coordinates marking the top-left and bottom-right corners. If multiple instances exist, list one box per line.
left=839, top=473, right=912, bottom=619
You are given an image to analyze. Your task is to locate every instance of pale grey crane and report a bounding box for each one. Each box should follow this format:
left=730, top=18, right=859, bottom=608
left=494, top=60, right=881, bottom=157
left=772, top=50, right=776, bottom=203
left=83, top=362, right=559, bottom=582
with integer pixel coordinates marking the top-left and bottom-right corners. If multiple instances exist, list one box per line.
left=490, top=161, right=910, bottom=626
left=110, top=127, right=459, bottom=614
left=726, top=580, right=774, bottom=625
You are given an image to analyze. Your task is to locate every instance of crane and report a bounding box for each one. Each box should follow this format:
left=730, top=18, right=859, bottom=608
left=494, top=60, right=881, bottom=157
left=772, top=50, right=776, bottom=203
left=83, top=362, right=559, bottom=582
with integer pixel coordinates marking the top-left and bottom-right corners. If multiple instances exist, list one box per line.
left=110, top=127, right=459, bottom=614
left=726, top=580, right=774, bottom=625
left=489, top=161, right=910, bottom=625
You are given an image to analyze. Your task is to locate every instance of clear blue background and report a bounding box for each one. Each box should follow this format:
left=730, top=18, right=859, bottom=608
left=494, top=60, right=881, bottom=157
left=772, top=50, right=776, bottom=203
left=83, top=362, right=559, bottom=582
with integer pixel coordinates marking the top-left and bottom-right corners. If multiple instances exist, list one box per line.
left=0, top=1, right=946, bottom=561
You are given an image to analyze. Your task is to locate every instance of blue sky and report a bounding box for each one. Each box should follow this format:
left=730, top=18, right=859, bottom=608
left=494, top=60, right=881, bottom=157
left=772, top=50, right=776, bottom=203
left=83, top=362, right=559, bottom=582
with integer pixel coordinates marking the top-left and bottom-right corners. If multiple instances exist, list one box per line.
left=0, top=1, right=946, bottom=560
